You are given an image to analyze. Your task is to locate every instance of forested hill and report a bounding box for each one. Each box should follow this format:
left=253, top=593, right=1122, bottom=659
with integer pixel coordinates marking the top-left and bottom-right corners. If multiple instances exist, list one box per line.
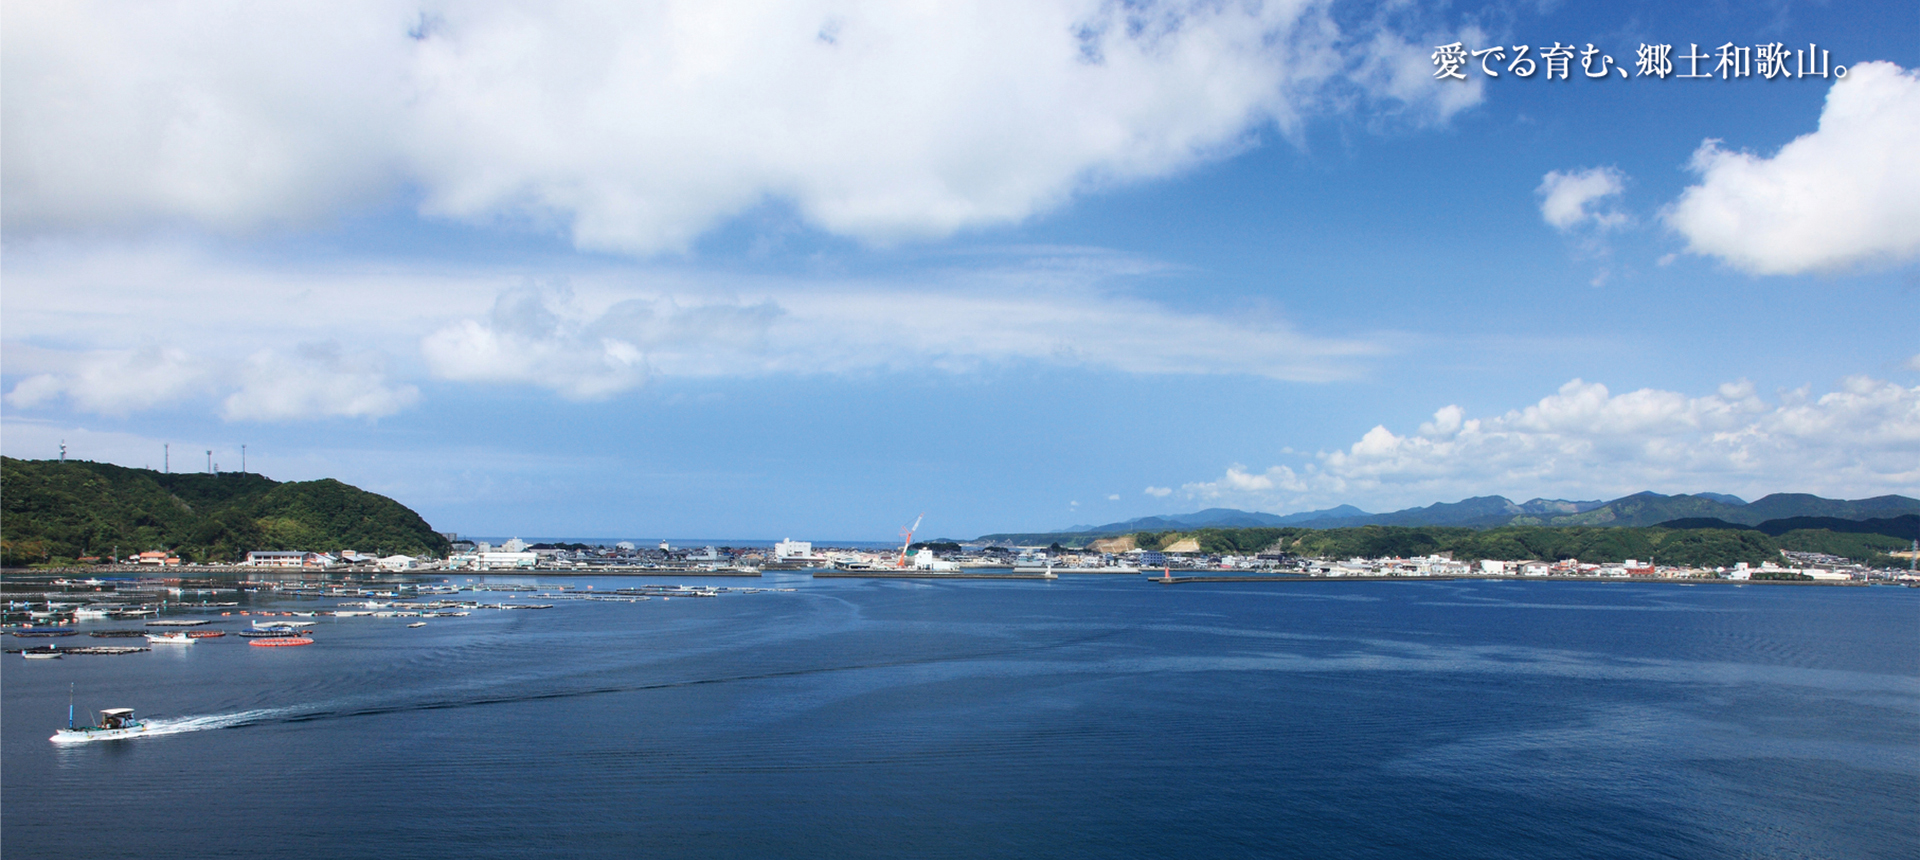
left=1023, top=522, right=1914, bottom=569
left=1, top=457, right=450, bottom=566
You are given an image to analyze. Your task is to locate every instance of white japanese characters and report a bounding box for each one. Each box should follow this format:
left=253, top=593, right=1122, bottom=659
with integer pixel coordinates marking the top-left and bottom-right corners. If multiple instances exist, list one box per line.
left=1434, top=41, right=1846, bottom=81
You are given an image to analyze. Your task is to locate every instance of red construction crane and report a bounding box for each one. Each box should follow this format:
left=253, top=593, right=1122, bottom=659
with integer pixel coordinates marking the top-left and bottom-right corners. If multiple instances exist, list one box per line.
left=897, top=514, right=924, bottom=568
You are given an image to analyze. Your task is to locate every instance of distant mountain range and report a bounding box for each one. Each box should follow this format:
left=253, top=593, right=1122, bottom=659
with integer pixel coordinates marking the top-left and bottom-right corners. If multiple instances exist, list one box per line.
left=981, top=491, right=1920, bottom=542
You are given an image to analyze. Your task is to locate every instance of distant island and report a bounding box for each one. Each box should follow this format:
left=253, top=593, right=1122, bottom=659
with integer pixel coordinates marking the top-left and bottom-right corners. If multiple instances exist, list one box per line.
left=1, top=457, right=451, bottom=567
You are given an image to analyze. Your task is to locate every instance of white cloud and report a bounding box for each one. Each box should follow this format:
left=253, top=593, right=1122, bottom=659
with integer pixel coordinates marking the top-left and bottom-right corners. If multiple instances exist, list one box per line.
left=5, top=1, right=1481, bottom=253
left=419, top=262, right=1383, bottom=397
left=420, top=284, right=783, bottom=400
left=1145, top=486, right=1173, bottom=497
left=1107, top=494, right=1121, bottom=501
left=1664, top=61, right=1920, bottom=275
left=2, top=334, right=416, bottom=423
left=4, top=243, right=1384, bottom=411
left=4, top=346, right=212, bottom=416
left=221, top=343, right=419, bottom=421
left=1, top=2, right=407, bottom=234
left=1177, top=375, right=1920, bottom=511
left=1538, top=166, right=1626, bottom=231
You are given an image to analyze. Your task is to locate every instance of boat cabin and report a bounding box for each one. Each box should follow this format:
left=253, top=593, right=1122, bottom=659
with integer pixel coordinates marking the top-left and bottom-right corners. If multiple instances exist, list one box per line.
left=97, top=708, right=137, bottom=729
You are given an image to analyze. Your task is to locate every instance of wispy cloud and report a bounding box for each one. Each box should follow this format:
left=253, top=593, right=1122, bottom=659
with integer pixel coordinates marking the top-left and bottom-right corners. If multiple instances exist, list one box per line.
left=3, top=243, right=1388, bottom=413
left=420, top=285, right=784, bottom=400
left=421, top=273, right=1384, bottom=397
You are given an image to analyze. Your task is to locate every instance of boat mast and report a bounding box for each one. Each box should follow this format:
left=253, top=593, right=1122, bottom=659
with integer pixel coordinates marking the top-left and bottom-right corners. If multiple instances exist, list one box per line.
left=68, top=683, right=75, bottom=730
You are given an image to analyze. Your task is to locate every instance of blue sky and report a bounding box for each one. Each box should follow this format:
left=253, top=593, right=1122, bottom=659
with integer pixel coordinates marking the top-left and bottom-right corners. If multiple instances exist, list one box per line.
left=4, top=1, right=1917, bottom=541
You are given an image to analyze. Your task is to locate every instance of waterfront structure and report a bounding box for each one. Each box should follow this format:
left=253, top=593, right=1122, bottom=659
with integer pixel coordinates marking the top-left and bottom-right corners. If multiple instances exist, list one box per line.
left=446, top=550, right=538, bottom=570
left=910, top=549, right=960, bottom=572
left=244, top=551, right=335, bottom=568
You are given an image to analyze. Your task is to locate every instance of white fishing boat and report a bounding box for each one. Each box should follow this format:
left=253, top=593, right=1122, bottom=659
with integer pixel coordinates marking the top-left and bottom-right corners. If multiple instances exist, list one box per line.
left=146, top=632, right=195, bottom=645
left=23, top=647, right=63, bottom=659
left=51, top=707, right=148, bottom=743
left=407, top=621, right=427, bottom=628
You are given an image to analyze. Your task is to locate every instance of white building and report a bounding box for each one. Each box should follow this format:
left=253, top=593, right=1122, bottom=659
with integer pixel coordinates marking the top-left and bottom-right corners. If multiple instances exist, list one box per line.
left=479, top=551, right=537, bottom=570
left=446, top=551, right=538, bottom=570
left=244, top=551, right=334, bottom=568
left=911, top=548, right=960, bottom=571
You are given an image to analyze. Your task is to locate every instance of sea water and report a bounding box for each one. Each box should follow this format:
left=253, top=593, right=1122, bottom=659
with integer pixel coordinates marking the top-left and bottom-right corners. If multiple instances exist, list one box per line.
left=3, top=576, right=1915, bottom=858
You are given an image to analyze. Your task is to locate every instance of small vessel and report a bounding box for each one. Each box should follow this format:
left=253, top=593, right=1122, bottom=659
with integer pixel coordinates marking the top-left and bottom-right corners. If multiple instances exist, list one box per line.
left=248, top=637, right=313, bottom=647
left=51, top=687, right=149, bottom=743
left=53, top=708, right=147, bottom=742
left=185, top=630, right=226, bottom=639
left=407, top=621, right=427, bottom=628
left=146, top=632, right=196, bottom=645
left=23, top=647, right=63, bottom=659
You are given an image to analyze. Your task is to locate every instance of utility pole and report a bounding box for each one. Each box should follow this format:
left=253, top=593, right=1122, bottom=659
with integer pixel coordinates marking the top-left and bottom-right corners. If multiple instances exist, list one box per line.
left=242, top=444, right=247, bottom=473
left=164, top=444, right=169, bottom=473
left=206, top=450, right=212, bottom=473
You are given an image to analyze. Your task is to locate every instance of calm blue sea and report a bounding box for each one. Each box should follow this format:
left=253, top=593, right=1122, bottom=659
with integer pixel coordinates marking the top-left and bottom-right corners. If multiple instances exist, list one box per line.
left=4, top=576, right=1916, bottom=859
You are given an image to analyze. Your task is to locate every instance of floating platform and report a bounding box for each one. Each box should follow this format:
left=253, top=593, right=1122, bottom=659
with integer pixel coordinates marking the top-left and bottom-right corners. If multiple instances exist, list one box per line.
left=3, top=646, right=149, bottom=655
left=1153, top=575, right=1457, bottom=584
left=249, top=637, right=314, bottom=647
left=813, top=571, right=1058, bottom=580
left=524, top=568, right=764, bottom=576
left=1027, top=567, right=1142, bottom=575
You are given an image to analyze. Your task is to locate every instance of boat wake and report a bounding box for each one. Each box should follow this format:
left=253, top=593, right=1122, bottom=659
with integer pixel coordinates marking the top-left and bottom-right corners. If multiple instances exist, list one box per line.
left=137, top=708, right=292, bottom=737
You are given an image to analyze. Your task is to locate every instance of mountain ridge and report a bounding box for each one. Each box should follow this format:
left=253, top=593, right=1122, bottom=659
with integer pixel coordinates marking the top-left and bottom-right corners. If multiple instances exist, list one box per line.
left=981, top=491, right=1919, bottom=543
